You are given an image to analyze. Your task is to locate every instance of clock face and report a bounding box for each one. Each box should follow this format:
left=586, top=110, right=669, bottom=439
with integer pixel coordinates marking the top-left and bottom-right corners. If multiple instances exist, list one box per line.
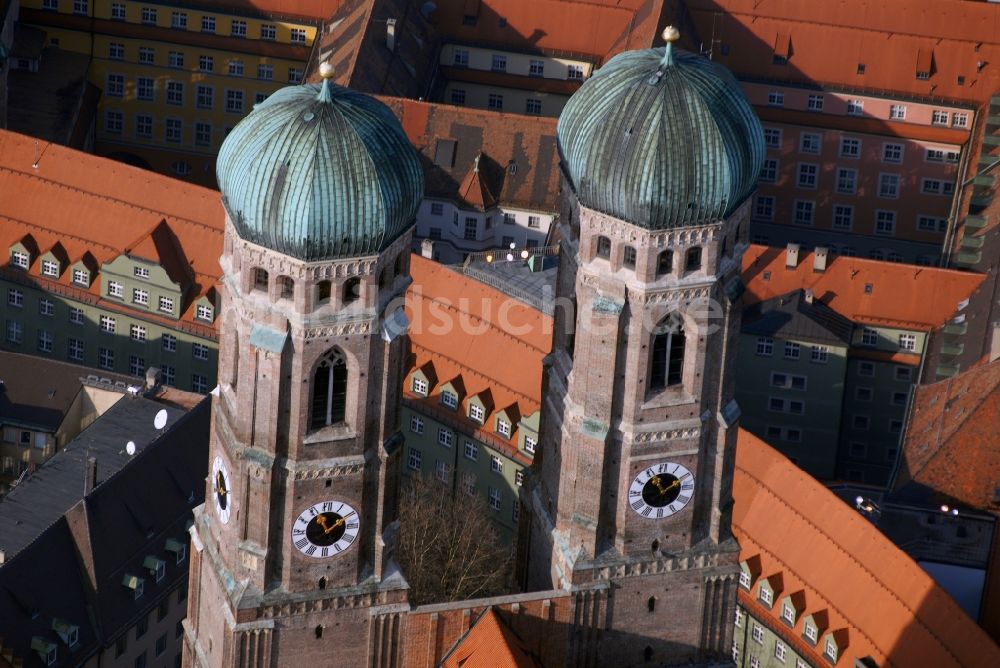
left=629, top=462, right=694, bottom=519
left=212, top=456, right=232, bottom=524
left=292, top=501, right=360, bottom=558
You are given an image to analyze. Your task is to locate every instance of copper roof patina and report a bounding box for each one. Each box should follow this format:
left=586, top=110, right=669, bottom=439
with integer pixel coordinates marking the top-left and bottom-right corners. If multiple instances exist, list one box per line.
left=557, top=35, right=765, bottom=229
left=216, top=76, right=424, bottom=260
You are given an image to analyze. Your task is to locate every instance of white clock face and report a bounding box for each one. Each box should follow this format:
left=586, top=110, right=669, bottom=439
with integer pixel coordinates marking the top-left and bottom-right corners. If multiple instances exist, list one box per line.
left=292, top=501, right=360, bottom=558
left=629, top=462, right=694, bottom=519
left=212, top=455, right=232, bottom=525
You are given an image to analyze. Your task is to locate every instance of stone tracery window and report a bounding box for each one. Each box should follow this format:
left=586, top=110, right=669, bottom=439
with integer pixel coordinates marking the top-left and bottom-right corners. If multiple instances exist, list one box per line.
left=650, top=313, right=685, bottom=390
left=311, top=348, right=348, bottom=429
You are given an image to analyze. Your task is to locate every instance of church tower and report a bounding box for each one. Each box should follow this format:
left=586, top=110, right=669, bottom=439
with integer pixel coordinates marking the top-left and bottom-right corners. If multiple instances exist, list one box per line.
left=522, top=30, right=765, bottom=665
left=183, top=66, right=423, bottom=666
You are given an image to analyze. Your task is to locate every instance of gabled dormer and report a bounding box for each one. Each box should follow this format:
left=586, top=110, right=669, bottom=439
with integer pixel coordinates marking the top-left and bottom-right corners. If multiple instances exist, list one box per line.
left=494, top=403, right=521, bottom=440
left=802, top=610, right=829, bottom=647
left=739, top=556, right=762, bottom=591
left=758, top=572, right=783, bottom=609
left=9, top=234, right=38, bottom=270
left=51, top=618, right=79, bottom=647
left=194, top=289, right=217, bottom=324
left=438, top=375, right=465, bottom=410
left=30, top=636, right=56, bottom=666
left=70, top=252, right=99, bottom=288
left=823, top=629, right=849, bottom=665
left=518, top=410, right=540, bottom=455
left=122, top=573, right=144, bottom=599
left=467, top=389, right=494, bottom=425
left=39, top=242, right=68, bottom=279
left=143, top=555, right=166, bottom=582
left=409, top=360, right=437, bottom=396
left=780, top=590, right=806, bottom=627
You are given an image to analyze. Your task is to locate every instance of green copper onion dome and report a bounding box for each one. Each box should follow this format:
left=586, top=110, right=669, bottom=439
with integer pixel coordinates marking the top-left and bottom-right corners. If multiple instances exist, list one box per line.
left=557, top=28, right=765, bottom=229
left=216, top=69, right=424, bottom=260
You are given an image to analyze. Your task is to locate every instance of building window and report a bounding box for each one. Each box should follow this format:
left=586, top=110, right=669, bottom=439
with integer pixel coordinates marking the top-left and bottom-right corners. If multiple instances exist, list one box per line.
left=311, top=349, right=347, bottom=428
left=105, top=110, right=124, bottom=134
left=130, top=324, right=147, bottom=342
left=411, top=377, right=428, bottom=395
left=932, top=110, right=949, bottom=125
left=759, top=158, right=778, bottom=183
left=490, top=454, right=503, bottom=474
left=288, top=68, right=303, bottom=84
left=437, top=428, right=453, bottom=448
left=201, top=16, right=215, bottom=33
left=290, top=28, right=307, bottom=44
left=37, top=330, right=53, bottom=353
left=594, top=236, right=612, bottom=260
left=775, top=641, right=787, bottom=662
left=159, top=296, right=174, bottom=314
left=491, top=54, right=507, bottom=72
left=793, top=200, right=815, bottom=225
left=810, top=345, right=829, bottom=363
left=861, top=327, right=879, bottom=346
left=440, top=390, right=458, bottom=409
left=879, top=173, right=900, bottom=198
left=39, top=260, right=59, bottom=278
left=129, top=354, right=145, bottom=376
left=832, top=204, right=854, bottom=230
left=805, top=624, right=818, bottom=644
left=889, top=104, right=907, bottom=120
left=107, top=73, right=124, bottom=97
left=875, top=210, right=896, bottom=236
left=192, top=374, right=208, bottom=393
left=137, top=47, right=155, bottom=65
left=754, top=195, right=775, bottom=221
left=68, top=338, right=84, bottom=361
left=163, top=334, right=177, bottom=352
left=953, top=113, right=969, bottom=128
left=926, top=148, right=959, bottom=163
left=899, top=333, right=916, bottom=351
left=226, top=90, right=245, bottom=114
left=654, top=250, right=673, bottom=277
left=196, top=85, right=214, bottom=109
left=409, top=416, right=423, bottom=434
left=5, top=320, right=22, bottom=344
left=883, top=143, right=903, bottom=163
left=768, top=91, right=784, bottom=106
left=168, top=51, right=184, bottom=69
left=525, top=98, right=542, bottom=115
left=196, top=304, right=214, bottom=321
left=135, top=78, right=156, bottom=105
left=228, top=60, right=244, bottom=77
left=459, top=441, right=477, bottom=462
left=764, top=127, right=782, bottom=148
left=198, top=55, right=214, bottom=73
left=435, top=460, right=449, bottom=482
left=469, top=403, right=485, bottom=423
left=567, top=64, right=584, bottom=80
left=853, top=415, right=870, bottom=430
left=461, top=471, right=476, bottom=496
left=622, top=246, right=637, bottom=269
left=799, top=133, right=820, bottom=154
left=192, top=343, right=209, bottom=360
left=756, top=337, right=773, bottom=356
left=488, top=486, right=502, bottom=511
left=453, top=49, right=469, bottom=67
left=685, top=247, right=702, bottom=271
left=839, top=137, right=861, bottom=158
left=171, top=11, right=186, bottom=29
left=835, top=168, right=857, bottom=194
left=141, top=7, right=157, bottom=24
left=917, top=216, right=947, bottom=232
left=797, top=163, right=818, bottom=188
left=650, top=314, right=685, bottom=389
left=751, top=623, right=765, bottom=645
left=165, top=81, right=184, bottom=106
left=496, top=418, right=512, bottom=438
left=529, top=59, right=544, bottom=76
left=99, top=347, right=115, bottom=370
left=109, top=42, right=124, bottom=60
left=111, top=3, right=125, bottom=19
left=824, top=638, right=838, bottom=662
left=784, top=342, right=800, bottom=359
left=487, top=94, right=503, bottom=110
left=194, top=122, right=212, bottom=147
left=515, top=470, right=524, bottom=486
left=133, top=288, right=149, bottom=306
left=407, top=447, right=422, bottom=471
left=261, top=24, right=276, bottom=40
left=231, top=19, right=246, bottom=38
left=69, top=307, right=84, bottom=325
left=462, top=217, right=477, bottom=240
left=759, top=586, right=773, bottom=606
left=807, top=94, right=824, bottom=110
left=106, top=280, right=123, bottom=298
left=847, top=99, right=864, bottom=115
left=257, top=63, right=274, bottom=81
left=165, top=118, right=182, bottom=143
left=72, top=268, right=89, bottom=285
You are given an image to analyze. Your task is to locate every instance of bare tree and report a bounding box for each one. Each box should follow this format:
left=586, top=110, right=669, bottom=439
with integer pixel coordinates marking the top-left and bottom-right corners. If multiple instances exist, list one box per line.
left=396, top=473, right=514, bottom=605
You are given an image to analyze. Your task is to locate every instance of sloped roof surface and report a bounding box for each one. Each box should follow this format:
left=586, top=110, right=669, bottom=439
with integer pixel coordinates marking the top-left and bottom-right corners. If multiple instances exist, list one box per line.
left=441, top=608, right=540, bottom=668
left=559, top=44, right=764, bottom=228
left=734, top=428, right=1000, bottom=667
left=684, top=0, right=1000, bottom=104
left=741, top=245, right=985, bottom=330
left=742, top=290, right=852, bottom=345
left=894, top=359, right=1000, bottom=510
left=0, top=352, right=101, bottom=431
left=216, top=81, right=424, bottom=260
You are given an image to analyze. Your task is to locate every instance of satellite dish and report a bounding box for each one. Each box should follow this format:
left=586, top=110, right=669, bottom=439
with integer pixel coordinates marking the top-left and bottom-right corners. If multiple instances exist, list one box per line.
left=125, top=441, right=136, bottom=456
left=153, top=410, right=168, bottom=430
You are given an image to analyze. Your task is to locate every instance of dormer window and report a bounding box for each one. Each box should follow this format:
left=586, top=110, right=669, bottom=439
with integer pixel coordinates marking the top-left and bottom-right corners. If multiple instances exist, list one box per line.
left=759, top=585, right=773, bottom=607
left=496, top=417, right=511, bottom=438
left=41, top=260, right=60, bottom=277
left=804, top=622, right=818, bottom=644
left=524, top=436, right=536, bottom=454
left=469, top=403, right=485, bottom=423
left=781, top=602, right=795, bottom=625
left=441, top=390, right=458, bottom=409
left=739, top=570, right=751, bottom=589
left=122, top=574, right=144, bottom=599
left=412, top=377, right=428, bottom=395
left=144, top=556, right=166, bottom=582
left=196, top=304, right=214, bottom=322
left=10, top=250, right=29, bottom=269
left=824, top=637, right=838, bottom=662
left=134, top=266, right=150, bottom=279
left=72, top=268, right=90, bottom=286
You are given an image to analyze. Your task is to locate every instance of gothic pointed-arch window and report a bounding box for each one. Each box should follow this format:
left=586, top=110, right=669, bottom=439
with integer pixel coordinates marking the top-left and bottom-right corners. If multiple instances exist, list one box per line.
left=650, top=314, right=685, bottom=390
left=311, top=349, right=347, bottom=429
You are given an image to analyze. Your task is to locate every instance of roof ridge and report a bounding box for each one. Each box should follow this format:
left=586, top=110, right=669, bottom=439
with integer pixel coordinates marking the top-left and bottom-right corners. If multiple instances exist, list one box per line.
left=735, top=459, right=965, bottom=664
left=0, top=214, right=119, bottom=255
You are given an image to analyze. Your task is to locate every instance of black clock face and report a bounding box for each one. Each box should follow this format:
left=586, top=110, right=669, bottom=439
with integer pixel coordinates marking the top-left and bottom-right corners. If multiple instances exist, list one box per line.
left=292, top=501, right=360, bottom=558
left=629, top=462, right=695, bottom=519
left=642, top=473, right=681, bottom=508
left=215, top=471, right=228, bottom=511
left=306, top=512, right=346, bottom=546
left=212, top=456, right=232, bottom=524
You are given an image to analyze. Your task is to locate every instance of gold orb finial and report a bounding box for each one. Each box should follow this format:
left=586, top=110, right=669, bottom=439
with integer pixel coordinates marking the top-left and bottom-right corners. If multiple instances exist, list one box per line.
left=662, top=26, right=680, bottom=43
left=319, top=62, right=335, bottom=79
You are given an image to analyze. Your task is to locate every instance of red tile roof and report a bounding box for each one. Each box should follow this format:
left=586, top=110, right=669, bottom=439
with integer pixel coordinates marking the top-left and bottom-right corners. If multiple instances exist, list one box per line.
left=684, top=0, right=1000, bottom=105
left=404, top=254, right=552, bottom=454
left=741, top=245, right=985, bottom=331
left=0, top=130, right=224, bottom=335
left=894, top=359, right=1000, bottom=510
left=441, top=608, right=540, bottom=668
left=734, top=428, right=1000, bottom=667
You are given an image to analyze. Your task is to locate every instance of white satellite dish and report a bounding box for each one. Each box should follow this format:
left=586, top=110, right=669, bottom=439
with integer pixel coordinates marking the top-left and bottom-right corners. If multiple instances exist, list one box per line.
left=153, top=409, right=168, bottom=430
left=125, top=441, right=136, bottom=456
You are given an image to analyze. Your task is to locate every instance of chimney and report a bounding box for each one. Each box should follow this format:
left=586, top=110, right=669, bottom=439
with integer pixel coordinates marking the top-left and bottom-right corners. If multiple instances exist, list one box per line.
left=145, top=367, right=160, bottom=391
left=813, top=246, right=829, bottom=273
left=84, top=457, right=98, bottom=495
left=804, top=289, right=815, bottom=304
left=386, top=18, right=397, bottom=52
left=420, top=239, right=435, bottom=259
left=786, top=243, right=800, bottom=268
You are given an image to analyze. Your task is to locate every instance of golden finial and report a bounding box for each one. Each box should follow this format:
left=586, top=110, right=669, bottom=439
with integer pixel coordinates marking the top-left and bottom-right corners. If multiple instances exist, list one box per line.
left=319, top=62, right=335, bottom=79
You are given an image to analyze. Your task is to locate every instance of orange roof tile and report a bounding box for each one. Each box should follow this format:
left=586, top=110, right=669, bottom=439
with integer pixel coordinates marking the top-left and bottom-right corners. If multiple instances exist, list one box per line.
left=894, top=359, right=1000, bottom=511
left=457, top=156, right=498, bottom=210
left=685, top=0, right=1000, bottom=105
left=734, top=428, right=1000, bottom=667
left=441, top=608, right=539, bottom=668
left=0, top=130, right=224, bottom=333
left=405, top=255, right=552, bottom=450
left=741, top=245, right=985, bottom=331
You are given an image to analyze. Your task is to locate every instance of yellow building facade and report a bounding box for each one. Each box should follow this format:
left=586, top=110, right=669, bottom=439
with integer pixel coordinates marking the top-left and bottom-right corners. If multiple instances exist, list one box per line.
left=20, top=0, right=322, bottom=185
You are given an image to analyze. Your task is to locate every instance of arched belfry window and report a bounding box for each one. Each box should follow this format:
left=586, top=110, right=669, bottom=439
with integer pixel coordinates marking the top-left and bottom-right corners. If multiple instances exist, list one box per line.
left=343, top=277, right=361, bottom=305
left=595, top=236, right=612, bottom=260
left=656, top=250, right=673, bottom=277
left=311, top=349, right=348, bottom=429
left=650, top=314, right=685, bottom=390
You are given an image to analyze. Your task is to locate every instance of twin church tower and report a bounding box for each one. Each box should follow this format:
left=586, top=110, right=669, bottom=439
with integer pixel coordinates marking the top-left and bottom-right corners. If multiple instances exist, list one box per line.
left=183, top=33, right=765, bottom=667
